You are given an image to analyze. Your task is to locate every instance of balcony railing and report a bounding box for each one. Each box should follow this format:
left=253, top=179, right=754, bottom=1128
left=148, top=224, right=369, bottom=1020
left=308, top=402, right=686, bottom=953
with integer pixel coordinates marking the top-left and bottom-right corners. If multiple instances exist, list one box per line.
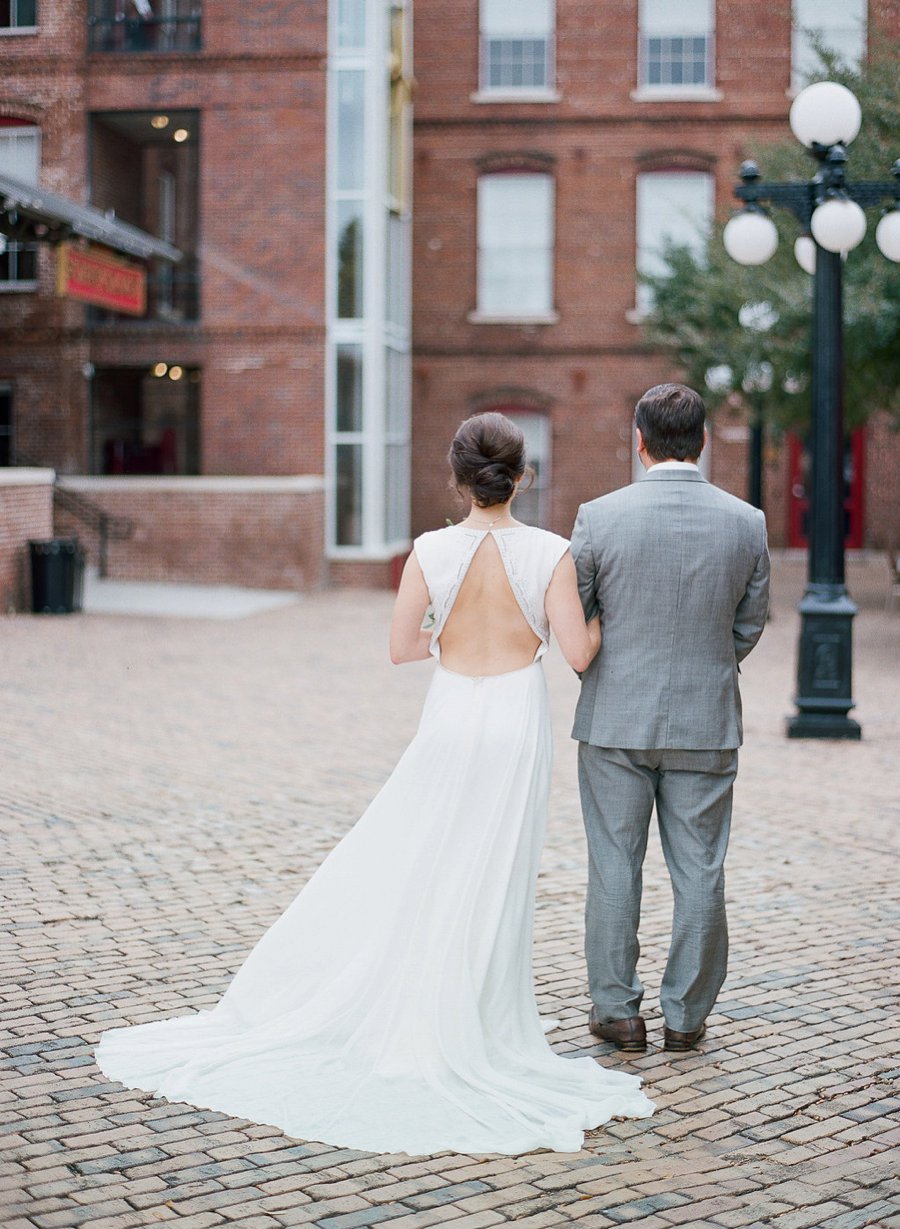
left=87, top=3, right=201, bottom=54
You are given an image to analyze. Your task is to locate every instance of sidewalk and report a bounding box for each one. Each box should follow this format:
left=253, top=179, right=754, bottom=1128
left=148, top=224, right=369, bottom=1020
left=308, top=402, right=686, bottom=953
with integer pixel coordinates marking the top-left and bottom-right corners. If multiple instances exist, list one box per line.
left=81, top=570, right=302, bottom=620
left=1, top=554, right=897, bottom=1229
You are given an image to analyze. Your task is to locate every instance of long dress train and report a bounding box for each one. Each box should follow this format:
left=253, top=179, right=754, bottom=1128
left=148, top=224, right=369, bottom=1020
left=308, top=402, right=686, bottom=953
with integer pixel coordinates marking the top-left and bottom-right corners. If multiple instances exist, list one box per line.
left=95, top=525, right=654, bottom=1156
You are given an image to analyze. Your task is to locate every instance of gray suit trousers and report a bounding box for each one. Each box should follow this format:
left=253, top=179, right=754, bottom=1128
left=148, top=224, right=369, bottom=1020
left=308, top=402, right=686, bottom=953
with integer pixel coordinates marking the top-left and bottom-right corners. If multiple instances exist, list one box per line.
left=578, top=743, right=738, bottom=1033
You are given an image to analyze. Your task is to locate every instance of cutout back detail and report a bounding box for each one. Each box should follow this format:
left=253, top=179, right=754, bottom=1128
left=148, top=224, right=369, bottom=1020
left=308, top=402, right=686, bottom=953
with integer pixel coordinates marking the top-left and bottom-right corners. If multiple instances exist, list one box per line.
left=438, top=532, right=542, bottom=677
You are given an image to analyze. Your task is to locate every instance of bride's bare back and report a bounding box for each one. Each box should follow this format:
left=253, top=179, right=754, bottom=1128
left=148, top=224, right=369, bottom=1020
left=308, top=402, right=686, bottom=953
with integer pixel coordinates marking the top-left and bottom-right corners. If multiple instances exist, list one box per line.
left=438, top=533, right=541, bottom=676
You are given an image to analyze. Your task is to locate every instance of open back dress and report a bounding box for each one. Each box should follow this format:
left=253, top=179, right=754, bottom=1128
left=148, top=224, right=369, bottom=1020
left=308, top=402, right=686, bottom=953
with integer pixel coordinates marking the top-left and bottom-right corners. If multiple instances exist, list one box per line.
left=95, top=524, right=654, bottom=1156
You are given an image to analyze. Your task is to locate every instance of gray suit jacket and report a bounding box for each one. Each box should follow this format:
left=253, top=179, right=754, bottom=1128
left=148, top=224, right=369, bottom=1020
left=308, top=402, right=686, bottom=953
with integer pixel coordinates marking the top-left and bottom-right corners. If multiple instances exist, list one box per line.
left=571, top=468, right=770, bottom=750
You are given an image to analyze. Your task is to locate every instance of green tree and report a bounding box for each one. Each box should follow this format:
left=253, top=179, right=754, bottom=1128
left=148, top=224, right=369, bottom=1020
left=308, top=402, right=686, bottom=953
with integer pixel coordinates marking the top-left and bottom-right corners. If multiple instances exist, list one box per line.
left=641, top=34, right=900, bottom=434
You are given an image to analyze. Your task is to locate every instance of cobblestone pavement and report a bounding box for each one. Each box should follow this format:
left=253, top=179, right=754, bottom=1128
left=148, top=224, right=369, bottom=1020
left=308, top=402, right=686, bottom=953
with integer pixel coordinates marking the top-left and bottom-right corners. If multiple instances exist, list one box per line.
left=2, top=553, right=898, bottom=1229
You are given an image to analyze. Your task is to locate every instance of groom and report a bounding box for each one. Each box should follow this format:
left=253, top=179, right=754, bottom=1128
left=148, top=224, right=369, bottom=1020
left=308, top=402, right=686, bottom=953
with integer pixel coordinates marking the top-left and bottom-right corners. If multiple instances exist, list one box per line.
left=571, top=383, right=770, bottom=1052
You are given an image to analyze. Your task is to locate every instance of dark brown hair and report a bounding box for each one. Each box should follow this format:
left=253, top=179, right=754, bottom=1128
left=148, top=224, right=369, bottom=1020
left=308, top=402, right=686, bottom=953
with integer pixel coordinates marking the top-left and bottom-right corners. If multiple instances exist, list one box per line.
left=634, top=383, right=706, bottom=462
left=449, top=412, right=527, bottom=508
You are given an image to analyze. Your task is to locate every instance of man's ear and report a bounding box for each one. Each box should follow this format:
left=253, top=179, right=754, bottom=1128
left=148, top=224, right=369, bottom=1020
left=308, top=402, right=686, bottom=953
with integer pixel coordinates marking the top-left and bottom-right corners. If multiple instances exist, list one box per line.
left=635, top=428, right=645, bottom=456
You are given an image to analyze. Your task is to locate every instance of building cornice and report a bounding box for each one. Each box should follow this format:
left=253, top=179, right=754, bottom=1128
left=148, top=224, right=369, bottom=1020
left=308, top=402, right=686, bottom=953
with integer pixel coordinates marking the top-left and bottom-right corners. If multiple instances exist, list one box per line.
left=5, top=324, right=325, bottom=345
left=85, top=51, right=325, bottom=71
left=3, top=51, right=325, bottom=72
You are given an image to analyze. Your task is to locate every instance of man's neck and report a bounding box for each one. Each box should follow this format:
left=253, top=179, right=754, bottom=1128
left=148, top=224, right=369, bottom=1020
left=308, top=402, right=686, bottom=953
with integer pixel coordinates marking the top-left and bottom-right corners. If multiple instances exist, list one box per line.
left=646, top=458, right=700, bottom=470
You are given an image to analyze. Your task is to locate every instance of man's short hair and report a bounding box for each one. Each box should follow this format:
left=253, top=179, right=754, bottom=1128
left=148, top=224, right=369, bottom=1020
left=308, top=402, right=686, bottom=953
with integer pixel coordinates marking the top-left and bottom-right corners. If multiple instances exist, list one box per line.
left=634, top=383, right=706, bottom=462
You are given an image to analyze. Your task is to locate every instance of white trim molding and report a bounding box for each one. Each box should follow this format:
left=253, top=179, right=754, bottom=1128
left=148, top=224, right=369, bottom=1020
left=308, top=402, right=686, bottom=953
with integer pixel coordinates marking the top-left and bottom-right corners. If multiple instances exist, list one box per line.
left=0, top=467, right=54, bottom=486
left=470, top=89, right=561, bottom=104
left=630, top=86, right=723, bottom=102
left=467, top=311, right=560, bottom=326
left=58, top=475, right=327, bottom=494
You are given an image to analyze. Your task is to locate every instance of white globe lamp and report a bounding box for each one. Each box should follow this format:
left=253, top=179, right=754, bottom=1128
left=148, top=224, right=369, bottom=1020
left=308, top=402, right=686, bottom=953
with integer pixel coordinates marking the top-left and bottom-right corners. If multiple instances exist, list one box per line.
left=875, top=210, right=900, bottom=262
left=723, top=211, right=779, bottom=265
left=704, top=364, right=733, bottom=393
left=793, top=235, right=816, bottom=275
left=810, top=198, right=867, bottom=254
left=789, top=82, right=862, bottom=149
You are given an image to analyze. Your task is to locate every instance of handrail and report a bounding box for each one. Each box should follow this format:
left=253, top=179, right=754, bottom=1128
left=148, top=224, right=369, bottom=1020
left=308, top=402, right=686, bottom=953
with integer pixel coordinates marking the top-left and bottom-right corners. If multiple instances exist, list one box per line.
left=13, top=452, right=135, bottom=578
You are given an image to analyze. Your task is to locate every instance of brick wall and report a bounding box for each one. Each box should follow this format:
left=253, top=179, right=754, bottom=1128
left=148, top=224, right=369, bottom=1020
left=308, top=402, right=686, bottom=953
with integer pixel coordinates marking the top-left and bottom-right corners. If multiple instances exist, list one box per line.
left=0, top=469, right=54, bottom=613
left=410, top=0, right=900, bottom=548
left=2, top=0, right=898, bottom=572
left=864, top=413, right=900, bottom=550
left=329, top=557, right=406, bottom=590
left=0, top=1, right=328, bottom=481
left=54, top=477, right=327, bottom=591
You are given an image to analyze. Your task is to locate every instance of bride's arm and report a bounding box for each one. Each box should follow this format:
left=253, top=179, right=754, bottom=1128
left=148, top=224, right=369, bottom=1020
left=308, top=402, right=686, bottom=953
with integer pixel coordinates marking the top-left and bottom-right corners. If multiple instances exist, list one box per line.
left=390, top=551, right=434, bottom=664
left=545, top=552, right=601, bottom=673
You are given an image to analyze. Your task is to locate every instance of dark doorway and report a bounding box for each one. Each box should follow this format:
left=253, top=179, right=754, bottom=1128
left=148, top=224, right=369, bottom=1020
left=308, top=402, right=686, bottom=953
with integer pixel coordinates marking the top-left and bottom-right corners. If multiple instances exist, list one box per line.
left=90, top=365, right=200, bottom=474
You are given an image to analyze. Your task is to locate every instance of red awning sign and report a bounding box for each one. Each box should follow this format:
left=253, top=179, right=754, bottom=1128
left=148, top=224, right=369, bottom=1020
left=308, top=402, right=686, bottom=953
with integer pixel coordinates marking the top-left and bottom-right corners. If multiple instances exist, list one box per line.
left=56, top=241, right=146, bottom=315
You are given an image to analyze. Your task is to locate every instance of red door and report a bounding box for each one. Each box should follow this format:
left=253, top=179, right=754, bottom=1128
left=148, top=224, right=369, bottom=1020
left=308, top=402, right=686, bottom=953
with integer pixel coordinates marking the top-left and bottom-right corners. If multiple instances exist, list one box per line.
left=787, top=428, right=865, bottom=549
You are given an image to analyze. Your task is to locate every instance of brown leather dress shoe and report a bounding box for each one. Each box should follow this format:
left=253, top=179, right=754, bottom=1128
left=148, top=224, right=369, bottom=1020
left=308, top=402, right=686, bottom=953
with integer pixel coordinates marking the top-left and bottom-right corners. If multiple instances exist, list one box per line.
left=588, top=1009, right=647, bottom=1051
left=663, top=1022, right=707, bottom=1051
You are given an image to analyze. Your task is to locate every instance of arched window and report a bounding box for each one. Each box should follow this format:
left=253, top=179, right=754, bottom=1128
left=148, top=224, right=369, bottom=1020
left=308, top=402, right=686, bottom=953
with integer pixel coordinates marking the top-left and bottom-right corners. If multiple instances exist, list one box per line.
left=0, top=119, right=40, bottom=288
left=0, top=118, right=39, bottom=183
left=634, top=168, right=713, bottom=315
left=475, top=171, right=555, bottom=321
left=498, top=407, right=551, bottom=527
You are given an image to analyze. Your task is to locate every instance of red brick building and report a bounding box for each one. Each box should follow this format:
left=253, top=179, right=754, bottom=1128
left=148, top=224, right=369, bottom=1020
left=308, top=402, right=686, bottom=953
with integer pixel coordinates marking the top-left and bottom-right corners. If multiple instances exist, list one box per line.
left=0, top=1, right=897, bottom=602
left=1, top=0, right=413, bottom=592
left=409, top=0, right=900, bottom=552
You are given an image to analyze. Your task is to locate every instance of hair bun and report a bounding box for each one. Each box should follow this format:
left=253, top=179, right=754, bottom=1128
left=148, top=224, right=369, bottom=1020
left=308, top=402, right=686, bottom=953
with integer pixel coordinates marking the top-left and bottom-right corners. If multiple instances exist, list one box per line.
left=448, top=412, right=527, bottom=508
left=471, top=462, right=516, bottom=506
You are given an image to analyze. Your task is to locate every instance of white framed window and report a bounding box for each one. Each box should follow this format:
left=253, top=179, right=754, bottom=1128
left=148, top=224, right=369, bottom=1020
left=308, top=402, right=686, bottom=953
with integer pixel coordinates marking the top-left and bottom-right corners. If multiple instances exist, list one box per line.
left=474, top=173, right=556, bottom=321
left=792, top=0, right=867, bottom=91
left=0, top=122, right=40, bottom=289
left=0, top=122, right=39, bottom=183
left=477, top=0, right=556, bottom=100
left=501, top=409, right=550, bottom=527
left=634, top=170, right=713, bottom=316
left=635, top=0, right=719, bottom=100
left=0, top=0, right=37, bottom=32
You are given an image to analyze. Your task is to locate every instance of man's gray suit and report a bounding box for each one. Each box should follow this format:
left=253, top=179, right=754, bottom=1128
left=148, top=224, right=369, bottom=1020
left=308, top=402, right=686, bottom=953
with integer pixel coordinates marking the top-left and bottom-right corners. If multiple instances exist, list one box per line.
left=571, top=467, right=769, bottom=1032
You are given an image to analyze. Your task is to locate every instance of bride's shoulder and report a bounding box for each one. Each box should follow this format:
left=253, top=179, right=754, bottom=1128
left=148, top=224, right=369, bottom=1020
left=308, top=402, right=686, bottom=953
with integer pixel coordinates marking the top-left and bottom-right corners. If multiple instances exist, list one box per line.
left=413, top=524, right=461, bottom=566
left=414, top=524, right=457, bottom=547
left=514, top=526, right=571, bottom=570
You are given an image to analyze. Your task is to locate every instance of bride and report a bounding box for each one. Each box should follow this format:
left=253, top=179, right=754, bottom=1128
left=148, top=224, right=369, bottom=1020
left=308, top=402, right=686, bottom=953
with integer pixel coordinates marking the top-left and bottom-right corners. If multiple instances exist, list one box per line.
left=95, top=412, right=654, bottom=1156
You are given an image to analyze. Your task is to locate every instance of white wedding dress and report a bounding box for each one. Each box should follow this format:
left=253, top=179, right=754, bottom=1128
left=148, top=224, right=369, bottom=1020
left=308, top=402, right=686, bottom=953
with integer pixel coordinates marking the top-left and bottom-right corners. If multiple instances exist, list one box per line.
left=95, top=524, right=654, bottom=1156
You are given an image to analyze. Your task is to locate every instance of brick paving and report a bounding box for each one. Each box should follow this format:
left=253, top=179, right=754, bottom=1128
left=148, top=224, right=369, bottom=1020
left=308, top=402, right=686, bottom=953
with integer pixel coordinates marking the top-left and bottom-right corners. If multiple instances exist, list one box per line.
left=2, top=552, right=898, bottom=1229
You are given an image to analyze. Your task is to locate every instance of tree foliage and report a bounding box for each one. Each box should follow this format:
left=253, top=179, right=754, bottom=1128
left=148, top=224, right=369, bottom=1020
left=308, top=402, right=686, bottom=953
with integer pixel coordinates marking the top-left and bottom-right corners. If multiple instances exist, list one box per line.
left=641, top=35, right=900, bottom=433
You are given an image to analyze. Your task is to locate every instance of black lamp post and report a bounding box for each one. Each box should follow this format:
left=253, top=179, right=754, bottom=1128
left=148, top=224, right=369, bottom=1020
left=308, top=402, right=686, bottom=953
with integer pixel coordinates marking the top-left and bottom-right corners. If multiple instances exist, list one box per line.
left=723, top=81, right=900, bottom=740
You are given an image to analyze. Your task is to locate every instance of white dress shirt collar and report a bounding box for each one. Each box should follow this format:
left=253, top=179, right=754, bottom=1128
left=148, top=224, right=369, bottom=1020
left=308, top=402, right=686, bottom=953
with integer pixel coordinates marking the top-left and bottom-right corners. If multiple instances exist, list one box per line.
left=647, top=460, right=701, bottom=472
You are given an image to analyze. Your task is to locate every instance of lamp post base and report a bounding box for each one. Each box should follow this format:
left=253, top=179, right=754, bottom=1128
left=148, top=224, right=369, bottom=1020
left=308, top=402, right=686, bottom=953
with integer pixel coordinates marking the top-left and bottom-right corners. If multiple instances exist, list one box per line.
left=786, top=711, right=861, bottom=739
left=786, top=584, right=861, bottom=740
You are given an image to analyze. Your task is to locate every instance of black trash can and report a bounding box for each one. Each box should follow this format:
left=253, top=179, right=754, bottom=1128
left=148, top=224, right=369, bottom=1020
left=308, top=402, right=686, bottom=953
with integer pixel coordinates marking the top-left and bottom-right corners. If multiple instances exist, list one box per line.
left=29, top=538, right=85, bottom=614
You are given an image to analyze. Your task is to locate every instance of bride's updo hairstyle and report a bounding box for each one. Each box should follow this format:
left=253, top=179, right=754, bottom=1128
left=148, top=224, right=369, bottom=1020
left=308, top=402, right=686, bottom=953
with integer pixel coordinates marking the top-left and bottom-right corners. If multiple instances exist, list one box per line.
left=449, top=412, right=528, bottom=508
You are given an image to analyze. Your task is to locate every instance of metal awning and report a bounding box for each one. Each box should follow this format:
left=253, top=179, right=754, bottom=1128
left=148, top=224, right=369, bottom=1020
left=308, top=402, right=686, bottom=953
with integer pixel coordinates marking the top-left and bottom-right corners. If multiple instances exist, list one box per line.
left=0, top=172, right=182, bottom=263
